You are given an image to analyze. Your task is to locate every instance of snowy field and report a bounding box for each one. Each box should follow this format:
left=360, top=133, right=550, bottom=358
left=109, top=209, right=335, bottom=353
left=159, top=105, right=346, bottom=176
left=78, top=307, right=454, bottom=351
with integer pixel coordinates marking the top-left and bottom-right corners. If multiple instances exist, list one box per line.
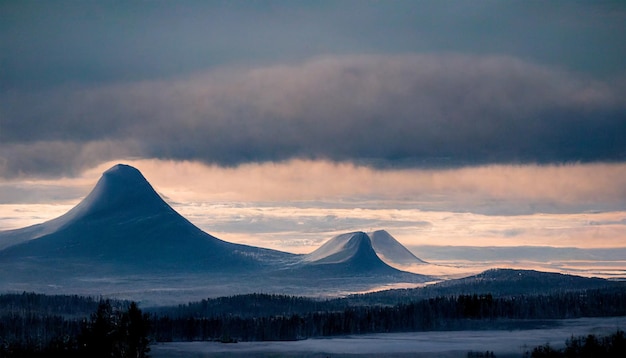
left=151, top=316, right=626, bottom=357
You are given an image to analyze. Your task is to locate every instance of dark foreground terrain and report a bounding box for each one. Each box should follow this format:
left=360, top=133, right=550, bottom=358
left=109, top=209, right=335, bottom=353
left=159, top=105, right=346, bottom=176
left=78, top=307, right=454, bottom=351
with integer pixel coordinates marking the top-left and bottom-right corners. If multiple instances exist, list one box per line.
left=1, top=281, right=625, bottom=357
left=151, top=317, right=626, bottom=358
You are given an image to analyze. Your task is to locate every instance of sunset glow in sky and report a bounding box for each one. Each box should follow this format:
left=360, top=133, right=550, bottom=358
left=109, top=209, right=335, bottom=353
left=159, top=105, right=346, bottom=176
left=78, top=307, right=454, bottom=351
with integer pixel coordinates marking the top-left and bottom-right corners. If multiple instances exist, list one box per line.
left=1, top=1, right=625, bottom=257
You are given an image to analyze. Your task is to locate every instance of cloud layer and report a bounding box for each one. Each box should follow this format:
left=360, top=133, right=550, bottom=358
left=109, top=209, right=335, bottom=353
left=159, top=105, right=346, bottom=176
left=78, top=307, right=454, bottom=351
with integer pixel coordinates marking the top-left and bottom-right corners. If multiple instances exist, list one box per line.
left=4, top=159, right=625, bottom=213
left=1, top=54, right=624, bottom=178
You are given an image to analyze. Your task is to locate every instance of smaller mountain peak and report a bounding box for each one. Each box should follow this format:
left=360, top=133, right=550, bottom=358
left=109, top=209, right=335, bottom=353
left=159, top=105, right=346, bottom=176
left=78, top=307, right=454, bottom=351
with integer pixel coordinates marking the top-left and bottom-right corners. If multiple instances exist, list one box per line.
left=303, top=231, right=374, bottom=264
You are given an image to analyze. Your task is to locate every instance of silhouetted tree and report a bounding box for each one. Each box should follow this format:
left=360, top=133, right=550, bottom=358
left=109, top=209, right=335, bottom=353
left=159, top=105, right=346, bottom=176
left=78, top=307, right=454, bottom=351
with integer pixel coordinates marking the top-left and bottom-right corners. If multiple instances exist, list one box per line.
left=121, top=302, right=151, bottom=358
left=78, top=300, right=150, bottom=358
left=79, top=300, right=117, bottom=357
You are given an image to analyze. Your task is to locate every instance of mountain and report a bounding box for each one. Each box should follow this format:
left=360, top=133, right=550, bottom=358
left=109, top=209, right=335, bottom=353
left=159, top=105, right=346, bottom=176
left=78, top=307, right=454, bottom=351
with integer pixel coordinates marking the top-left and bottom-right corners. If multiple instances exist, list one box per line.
left=340, top=268, right=624, bottom=305
left=431, top=268, right=616, bottom=295
left=0, top=164, right=427, bottom=304
left=368, top=230, right=427, bottom=267
left=301, top=231, right=416, bottom=275
left=0, top=164, right=293, bottom=272
left=270, top=231, right=432, bottom=288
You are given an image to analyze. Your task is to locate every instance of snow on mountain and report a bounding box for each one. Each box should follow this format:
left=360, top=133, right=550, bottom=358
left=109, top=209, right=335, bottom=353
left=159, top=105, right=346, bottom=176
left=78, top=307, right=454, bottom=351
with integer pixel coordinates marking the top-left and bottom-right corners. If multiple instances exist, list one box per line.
left=302, top=230, right=428, bottom=270
left=0, top=164, right=173, bottom=250
left=368, top=230, right=428, bottom=267
left=303, top=232, right=382, bottom=267
left=302, top=231, right=362, bottom=263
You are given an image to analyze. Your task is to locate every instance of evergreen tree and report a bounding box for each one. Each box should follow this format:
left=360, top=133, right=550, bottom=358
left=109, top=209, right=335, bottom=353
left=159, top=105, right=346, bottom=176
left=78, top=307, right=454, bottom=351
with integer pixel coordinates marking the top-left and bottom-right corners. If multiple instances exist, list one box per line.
left=79, top=300, right=117, bottom=357
left=78, top=300, right=150, bottom=358
left=122, top=302, right=151, bottom=358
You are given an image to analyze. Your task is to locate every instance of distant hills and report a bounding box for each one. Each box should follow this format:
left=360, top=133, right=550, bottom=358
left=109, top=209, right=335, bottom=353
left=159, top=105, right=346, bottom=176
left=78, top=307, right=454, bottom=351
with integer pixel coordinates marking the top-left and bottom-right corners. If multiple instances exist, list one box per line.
left=0, top=164, right=430, bottom=304
left=432, top=268, right=614, bottom=295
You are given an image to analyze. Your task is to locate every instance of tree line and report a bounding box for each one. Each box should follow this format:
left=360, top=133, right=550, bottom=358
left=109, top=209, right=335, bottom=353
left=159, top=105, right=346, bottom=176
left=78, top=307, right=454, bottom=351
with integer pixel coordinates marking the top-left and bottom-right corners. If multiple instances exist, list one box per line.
left=151, top=288, right=626, bottom=342
left=0, top=292, right=101, bottom=318
left=0, top=287, right=624, bottom=356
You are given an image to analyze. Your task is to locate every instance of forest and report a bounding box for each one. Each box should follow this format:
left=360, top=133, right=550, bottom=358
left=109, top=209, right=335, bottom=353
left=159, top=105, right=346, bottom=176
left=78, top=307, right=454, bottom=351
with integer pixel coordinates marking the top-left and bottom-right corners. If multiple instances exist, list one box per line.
left=0, top=295, right=149, bottom=357
left=0, top=286, right=625, bottom=356
left=150, top=288, right=626, bottom=342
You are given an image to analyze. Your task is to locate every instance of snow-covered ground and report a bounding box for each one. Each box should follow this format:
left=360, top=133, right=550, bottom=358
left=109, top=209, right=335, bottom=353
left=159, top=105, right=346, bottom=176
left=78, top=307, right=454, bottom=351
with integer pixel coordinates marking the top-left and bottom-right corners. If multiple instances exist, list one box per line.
left=151, top=316, right=626, bottom=357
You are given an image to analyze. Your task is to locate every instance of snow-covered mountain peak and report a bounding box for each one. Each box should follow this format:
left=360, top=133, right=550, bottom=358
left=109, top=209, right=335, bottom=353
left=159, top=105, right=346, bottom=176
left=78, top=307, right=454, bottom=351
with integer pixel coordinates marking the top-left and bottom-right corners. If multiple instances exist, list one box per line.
left=299, top=231, right=430, bottom=279
left=303, top=231, right=370, bottom=263
left=0, top=164, right=169, bottom=240
left=66, top=163, right=168, bottom=220
left=102, top=163, right=144, bottom=180
left=95, top=163, right=155, bottom=200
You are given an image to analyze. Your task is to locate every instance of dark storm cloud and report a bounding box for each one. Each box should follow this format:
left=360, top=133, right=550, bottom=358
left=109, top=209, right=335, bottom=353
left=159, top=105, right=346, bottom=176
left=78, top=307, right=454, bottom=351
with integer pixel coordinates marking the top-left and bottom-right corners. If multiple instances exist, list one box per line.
left=0, top=139, right=143, bottom=178
left=1, top=54, right=624, bottom=177
left=2, top=1, right=626, bottom=91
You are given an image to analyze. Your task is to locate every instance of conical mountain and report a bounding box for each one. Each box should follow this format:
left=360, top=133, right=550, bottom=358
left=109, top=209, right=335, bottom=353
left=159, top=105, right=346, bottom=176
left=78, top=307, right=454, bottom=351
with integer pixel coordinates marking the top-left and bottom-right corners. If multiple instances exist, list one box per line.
left=301, top=231, right=429, bottom=280
left=60, top=163, right=175, bottom=222
left=303, top=232, right=384, bottom=269
left=0, top=164, right=292, bottom=272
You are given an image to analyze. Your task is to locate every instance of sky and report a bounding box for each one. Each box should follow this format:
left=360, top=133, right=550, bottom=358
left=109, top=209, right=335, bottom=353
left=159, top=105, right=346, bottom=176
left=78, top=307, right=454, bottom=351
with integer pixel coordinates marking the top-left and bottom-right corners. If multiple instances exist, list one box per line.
left=1, top=1, right=625, bottom=259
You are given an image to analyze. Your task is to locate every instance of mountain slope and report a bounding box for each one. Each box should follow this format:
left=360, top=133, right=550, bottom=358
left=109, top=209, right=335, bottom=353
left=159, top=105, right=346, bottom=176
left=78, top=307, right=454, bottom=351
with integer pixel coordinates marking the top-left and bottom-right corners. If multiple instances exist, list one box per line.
left=368, top=230, right=427, bottom=267
left=0, top=164, right=295, bottom=272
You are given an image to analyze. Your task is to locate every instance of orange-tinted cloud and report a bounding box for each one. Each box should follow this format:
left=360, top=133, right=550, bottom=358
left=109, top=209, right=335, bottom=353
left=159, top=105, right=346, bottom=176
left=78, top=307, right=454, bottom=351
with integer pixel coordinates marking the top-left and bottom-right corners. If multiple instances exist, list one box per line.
left=79, top=159, right=626, bottom=213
